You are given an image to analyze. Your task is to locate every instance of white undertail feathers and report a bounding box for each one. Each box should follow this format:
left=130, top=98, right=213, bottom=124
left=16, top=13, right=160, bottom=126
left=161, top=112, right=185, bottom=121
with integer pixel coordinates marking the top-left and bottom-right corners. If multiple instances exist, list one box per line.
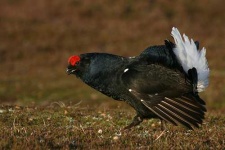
left=171, top=27, right=209, bottom=92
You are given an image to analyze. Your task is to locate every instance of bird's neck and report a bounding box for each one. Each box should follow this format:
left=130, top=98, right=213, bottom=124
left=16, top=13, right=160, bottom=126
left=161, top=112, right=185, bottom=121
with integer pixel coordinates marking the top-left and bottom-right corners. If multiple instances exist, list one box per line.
left=80, top=55, right=129, bottom=99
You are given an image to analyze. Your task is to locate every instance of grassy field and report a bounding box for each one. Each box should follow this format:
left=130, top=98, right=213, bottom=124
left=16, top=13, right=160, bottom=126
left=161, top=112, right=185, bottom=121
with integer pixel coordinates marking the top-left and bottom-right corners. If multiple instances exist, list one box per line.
left=0, top=0, right=225, bottom=149
left=1, top=105, right=225, bottom=149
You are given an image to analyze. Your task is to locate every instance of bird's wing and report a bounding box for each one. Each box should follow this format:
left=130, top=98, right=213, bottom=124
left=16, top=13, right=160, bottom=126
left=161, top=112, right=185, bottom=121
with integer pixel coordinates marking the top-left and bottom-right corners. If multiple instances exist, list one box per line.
left=139, top=40, right=181, bottom=69
left=121, top=64, right=206, bottom=129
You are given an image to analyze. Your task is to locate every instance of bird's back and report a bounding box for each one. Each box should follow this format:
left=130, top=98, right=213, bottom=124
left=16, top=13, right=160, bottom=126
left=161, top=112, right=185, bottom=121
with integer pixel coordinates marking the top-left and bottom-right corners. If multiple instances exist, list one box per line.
left=138, top=41, right=183, bottom=72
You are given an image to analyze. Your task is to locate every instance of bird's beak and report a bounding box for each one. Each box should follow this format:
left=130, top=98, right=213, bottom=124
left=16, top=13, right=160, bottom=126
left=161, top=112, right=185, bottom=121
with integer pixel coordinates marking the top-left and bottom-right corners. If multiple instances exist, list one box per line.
left=66, top=68, right=76, bottom=75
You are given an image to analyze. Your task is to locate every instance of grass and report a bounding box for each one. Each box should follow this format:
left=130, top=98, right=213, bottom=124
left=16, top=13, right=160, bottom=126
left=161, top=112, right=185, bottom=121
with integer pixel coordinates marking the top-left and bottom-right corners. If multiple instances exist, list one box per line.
left=0, top=0, right=225, bottom=149
left=0, top=104, right=225, bottom=149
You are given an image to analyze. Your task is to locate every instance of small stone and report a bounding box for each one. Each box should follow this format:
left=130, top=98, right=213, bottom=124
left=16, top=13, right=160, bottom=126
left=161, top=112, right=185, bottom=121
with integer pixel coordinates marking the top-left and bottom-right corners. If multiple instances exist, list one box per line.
left=113, top=136, right=119, bottom=141
left=28, top=118, right=33, bottom=121
left=98, top=129, right=103, bottom=134
left=0, top=109, right=6, bottom=113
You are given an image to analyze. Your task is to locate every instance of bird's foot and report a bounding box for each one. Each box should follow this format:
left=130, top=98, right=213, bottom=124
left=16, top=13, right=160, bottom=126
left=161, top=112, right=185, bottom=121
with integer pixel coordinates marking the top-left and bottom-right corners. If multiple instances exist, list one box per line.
left=123, top=115, right=143, bottom=130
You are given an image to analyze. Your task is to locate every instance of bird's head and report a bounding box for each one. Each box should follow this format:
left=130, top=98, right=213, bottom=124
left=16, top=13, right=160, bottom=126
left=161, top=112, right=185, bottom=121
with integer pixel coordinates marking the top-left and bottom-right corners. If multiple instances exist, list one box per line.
left=67, top=55, right=81, bottom=75
left=66, top=54, right=91, bottom=76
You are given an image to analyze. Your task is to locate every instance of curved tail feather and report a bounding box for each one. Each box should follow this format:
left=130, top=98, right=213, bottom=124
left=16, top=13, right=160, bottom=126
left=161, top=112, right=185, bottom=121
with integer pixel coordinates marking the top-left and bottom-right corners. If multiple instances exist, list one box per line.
left=171, top=27, right=209, bottom=92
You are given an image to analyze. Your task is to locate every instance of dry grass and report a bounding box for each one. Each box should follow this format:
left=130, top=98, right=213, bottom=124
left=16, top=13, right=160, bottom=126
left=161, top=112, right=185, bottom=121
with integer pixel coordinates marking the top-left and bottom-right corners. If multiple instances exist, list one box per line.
left=0, top=105, right=225, bottom=149
left=0, top=0, right=225, bottom=149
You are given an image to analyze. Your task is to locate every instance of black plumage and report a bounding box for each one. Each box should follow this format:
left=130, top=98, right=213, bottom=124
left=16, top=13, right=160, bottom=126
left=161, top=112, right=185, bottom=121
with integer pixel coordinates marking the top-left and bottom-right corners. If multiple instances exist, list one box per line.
left=67, top=40, right=206, bottom=130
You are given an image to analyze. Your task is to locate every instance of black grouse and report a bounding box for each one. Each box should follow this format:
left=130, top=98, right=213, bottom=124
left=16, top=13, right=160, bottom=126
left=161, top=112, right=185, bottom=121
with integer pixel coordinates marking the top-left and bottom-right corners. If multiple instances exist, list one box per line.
left=67, top=27, right=209, bottom=129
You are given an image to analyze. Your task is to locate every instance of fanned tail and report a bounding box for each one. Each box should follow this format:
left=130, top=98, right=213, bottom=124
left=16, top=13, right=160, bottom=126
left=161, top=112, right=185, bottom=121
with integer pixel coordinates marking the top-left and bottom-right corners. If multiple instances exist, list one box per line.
left=171, top=27, right=209, bottom=92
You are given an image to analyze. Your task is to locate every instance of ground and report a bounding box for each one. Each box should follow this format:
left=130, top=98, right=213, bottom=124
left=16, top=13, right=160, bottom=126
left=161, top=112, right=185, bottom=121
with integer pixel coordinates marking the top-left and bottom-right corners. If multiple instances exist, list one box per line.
left=0, top=105, right=225, bottom=149
left=0, top=0, right=225, bottom=149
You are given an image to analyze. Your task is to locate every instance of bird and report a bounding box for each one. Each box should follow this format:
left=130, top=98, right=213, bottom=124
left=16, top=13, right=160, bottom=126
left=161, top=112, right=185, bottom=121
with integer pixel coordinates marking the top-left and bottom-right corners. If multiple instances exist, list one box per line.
left=67, top=27, right=209, bottom=130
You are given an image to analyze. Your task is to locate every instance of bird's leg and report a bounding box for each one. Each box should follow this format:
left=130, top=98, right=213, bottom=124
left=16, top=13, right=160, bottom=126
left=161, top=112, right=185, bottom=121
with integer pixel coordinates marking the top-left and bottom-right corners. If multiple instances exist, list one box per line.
left=160, top=119, right=165, bottom=131
left=124, top=114, right=143, bottom=130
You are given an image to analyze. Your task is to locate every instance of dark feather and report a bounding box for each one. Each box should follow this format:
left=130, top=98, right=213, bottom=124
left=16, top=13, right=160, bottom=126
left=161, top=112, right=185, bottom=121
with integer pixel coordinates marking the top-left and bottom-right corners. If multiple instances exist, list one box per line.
left=122, top=62, right=206, bottom=129
left=195, top=41, right=200, bottom=49
left=130, top=90, right=205, bottom=129
left=188, top=67, right=198, bottom=94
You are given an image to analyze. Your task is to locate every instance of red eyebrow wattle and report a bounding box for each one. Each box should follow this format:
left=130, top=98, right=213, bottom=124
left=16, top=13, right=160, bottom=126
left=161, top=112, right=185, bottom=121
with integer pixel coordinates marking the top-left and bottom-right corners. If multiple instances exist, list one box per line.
left=68, top=55, right=80, bottom=66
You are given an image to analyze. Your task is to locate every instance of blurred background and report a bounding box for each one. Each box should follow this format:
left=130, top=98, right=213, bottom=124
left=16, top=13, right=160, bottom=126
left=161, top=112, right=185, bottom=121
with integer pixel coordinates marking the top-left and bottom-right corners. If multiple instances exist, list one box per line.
left=0, top=0, right=224, bottom=112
